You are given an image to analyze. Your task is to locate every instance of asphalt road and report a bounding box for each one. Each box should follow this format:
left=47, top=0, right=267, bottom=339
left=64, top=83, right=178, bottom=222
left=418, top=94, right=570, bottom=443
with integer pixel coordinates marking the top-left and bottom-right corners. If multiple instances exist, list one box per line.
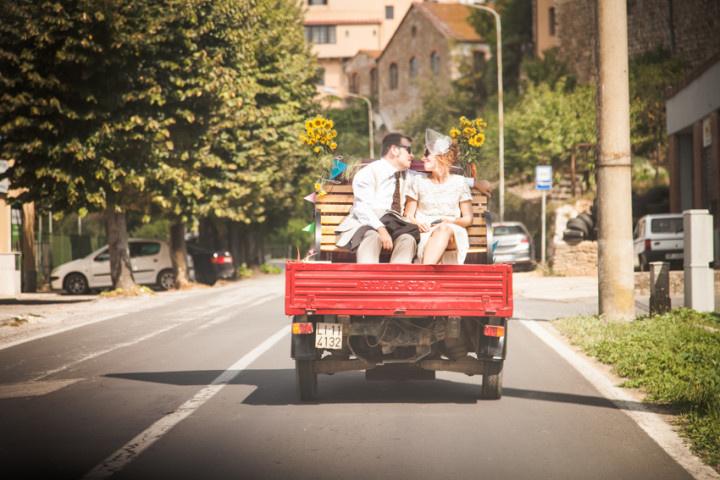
left=0, top=275, right=695, bottom=480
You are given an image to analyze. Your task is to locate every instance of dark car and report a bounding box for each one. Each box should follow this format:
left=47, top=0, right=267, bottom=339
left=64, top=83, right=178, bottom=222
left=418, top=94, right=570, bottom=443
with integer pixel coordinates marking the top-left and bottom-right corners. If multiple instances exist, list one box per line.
left=186, top=243, right=235, bottom=285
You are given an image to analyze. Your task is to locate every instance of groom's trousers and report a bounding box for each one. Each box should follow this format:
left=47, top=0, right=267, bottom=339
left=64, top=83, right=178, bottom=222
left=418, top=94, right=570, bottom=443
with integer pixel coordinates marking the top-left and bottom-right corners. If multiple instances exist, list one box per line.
left=356, top=230, right=417, bottom=264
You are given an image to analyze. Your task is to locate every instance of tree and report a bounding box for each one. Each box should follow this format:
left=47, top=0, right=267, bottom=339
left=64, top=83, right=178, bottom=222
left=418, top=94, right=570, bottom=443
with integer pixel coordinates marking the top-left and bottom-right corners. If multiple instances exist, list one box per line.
left=629, top=49, right=685, bottom=178
left=202, top=0, right=317, bottom=266
left=505, top=78, right=596, bottom=176
left=468, top=0, right=533, bottom=107
left=0, top=1, right=179, bottom=289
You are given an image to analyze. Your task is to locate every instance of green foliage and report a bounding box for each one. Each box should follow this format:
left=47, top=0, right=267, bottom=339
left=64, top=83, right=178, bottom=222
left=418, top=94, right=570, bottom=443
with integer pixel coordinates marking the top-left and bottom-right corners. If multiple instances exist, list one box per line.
left=505, top=78, right=596, bottom=175
left=555, top=310, right=720, bottom=469
left=522, top=48, right=575, bottom=89
left=130, top=217, right=170, bottom=241
left=236, top=262, right=252, bottom=279
left=327, top=99, right=372, bottom=160
left=0, top=0, right=167, bottom=213
left=468, top=0, right=532, bottom=104
left=629, top=49, right=686, bottom=160
left=259, top=263, right=281, bottom=274
left=0, top=0, right=317, bottom=235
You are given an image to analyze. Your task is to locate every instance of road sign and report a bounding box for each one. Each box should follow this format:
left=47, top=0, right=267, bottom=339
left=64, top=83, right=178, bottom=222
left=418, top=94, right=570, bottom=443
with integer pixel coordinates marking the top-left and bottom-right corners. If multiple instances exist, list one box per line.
left=535, top=165, right=552, bottom=191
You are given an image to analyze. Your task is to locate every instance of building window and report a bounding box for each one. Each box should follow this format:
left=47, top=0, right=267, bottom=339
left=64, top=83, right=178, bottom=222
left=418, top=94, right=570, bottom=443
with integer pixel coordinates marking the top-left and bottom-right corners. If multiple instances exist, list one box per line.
left=473, top=51, right=485, bottom=72
left=548, top=7, right=556, bottom=36
left=385, top=6, right=394, bottom=20
left=409, top=57, right=418, bottom=79
left=304, top=25, right=336, bottom=44
left=349, top=73, right=358, bottom=93
left=308, top=0, right=327, bottom=5
left=370, top=68, right=378, bottom=97
left=389, top=63, right=398, bottom=90
left=430, top=51, right=440, bottom=76
left=315, top=67, right=325, bottom=86
left=411, top=25, right=417, bottom=37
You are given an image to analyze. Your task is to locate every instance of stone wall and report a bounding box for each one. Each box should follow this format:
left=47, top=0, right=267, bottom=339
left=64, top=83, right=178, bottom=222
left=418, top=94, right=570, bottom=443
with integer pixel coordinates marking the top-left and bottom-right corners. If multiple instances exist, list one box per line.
left=551, top=240, right=598, bottom=276
left=555, top=0, right=720, bottom=83
left=555, top=0, right=596, bottom=83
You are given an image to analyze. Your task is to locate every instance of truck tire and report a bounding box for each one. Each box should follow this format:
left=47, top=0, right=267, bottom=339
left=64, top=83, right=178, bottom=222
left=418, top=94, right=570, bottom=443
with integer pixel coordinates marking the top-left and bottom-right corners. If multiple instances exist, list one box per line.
left=481, top=361, right=503, bottom=399
left=296, top=359, right=318, bottom=402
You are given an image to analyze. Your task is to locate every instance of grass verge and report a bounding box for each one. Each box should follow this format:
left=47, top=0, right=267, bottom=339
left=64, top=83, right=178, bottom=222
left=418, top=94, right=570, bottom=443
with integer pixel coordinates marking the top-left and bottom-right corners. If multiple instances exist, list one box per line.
left=554, top=308, right=720, bottom=472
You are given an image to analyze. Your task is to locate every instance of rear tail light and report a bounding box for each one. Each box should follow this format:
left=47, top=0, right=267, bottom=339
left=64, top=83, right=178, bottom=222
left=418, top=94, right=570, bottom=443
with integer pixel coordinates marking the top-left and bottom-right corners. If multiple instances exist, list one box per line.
left=520, top=237, right=529, bottom=244
left=644, top=239, right=651, bottom=251
left=292, top=322, right=314, bottom=335
left=483, top=325, right=505, bottom=337
left=211, top=253, right=233, bottom=265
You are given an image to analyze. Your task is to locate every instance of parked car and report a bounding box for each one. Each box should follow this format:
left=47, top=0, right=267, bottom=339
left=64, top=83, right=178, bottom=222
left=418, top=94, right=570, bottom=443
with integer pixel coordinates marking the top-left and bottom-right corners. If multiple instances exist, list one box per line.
left=492, top=221, right=535, bottom=270
left=50, top=239, right=175, bottom=294
left=633, top=213, right=684, bottom=271
left=186, top=243, right=235, bottom=285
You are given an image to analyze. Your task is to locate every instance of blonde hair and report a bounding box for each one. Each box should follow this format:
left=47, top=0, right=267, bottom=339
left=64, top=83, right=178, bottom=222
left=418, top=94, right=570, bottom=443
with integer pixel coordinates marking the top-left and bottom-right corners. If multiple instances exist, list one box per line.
left=432, top=142, right=458, bottom=180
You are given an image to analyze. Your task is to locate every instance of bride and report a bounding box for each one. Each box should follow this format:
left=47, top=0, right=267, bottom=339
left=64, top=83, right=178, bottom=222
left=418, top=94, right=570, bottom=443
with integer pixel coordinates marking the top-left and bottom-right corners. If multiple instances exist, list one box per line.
left=404, top=129, right=473, bottom=264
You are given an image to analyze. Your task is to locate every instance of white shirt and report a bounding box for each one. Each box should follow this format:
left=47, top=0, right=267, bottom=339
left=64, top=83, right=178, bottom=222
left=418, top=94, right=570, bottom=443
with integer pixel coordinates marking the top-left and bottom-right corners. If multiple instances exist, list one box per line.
left=351, top=158, right=406, bottom=230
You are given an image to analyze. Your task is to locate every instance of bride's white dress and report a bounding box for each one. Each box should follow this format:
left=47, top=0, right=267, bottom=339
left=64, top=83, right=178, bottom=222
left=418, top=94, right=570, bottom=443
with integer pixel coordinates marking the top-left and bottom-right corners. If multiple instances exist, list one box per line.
left=406, top=174, right=472, bottom=264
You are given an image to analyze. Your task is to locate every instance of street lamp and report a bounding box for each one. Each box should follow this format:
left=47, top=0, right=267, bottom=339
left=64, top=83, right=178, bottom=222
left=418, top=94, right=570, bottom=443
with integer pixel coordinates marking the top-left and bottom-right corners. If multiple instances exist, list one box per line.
left=322, top=86, right=375, bottom=159
left=470, top=1, right=504, bottom=221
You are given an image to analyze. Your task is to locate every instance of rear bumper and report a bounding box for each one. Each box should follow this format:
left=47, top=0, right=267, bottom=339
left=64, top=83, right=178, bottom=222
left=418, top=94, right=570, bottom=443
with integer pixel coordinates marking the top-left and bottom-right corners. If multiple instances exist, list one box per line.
left=644, top=250, right=683, bottom=263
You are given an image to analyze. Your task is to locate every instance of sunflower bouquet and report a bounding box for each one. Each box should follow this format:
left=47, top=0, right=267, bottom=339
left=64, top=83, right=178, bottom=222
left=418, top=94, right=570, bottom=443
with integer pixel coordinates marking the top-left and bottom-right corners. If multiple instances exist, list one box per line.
left=449, top=116, right=487, bottom=176
left=299, top=115, right=348, bottom=197
left=300, top=115, right=337, bottom=156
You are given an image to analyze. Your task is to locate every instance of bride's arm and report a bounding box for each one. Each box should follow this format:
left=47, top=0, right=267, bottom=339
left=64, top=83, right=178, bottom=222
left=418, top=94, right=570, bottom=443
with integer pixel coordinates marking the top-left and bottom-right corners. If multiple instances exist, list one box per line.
left=404, top=198, right=430, bottom=233
left=444, top=200, right=472, bottom=228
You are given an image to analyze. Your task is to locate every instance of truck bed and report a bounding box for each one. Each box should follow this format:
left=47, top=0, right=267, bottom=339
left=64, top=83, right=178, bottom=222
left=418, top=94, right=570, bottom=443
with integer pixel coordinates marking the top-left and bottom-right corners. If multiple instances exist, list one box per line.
left=285, top=261, right=513, bottom=317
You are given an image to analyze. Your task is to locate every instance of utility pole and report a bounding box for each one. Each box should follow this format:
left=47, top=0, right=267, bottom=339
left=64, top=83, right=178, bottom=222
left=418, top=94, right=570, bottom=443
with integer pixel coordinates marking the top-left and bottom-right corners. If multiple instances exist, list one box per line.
left=596, top=0, right=635, bottom=320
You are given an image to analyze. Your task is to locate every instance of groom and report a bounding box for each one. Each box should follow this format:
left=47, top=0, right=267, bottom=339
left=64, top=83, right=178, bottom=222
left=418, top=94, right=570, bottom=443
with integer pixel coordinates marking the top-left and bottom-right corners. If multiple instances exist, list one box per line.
left=335, top=133, right=419, bottom=263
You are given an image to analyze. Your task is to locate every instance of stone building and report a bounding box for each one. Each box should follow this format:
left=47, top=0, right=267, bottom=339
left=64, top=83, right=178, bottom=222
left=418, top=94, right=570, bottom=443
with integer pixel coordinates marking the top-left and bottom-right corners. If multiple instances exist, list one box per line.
left=373, top=2, right=489, bottom=131
left=534, top=0, right=720, bottom=82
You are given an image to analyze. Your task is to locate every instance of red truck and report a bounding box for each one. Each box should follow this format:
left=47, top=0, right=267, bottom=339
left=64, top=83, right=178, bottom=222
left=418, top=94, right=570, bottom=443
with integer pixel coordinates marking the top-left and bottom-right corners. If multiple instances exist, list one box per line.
left=284, top=181, right=513, bottom=401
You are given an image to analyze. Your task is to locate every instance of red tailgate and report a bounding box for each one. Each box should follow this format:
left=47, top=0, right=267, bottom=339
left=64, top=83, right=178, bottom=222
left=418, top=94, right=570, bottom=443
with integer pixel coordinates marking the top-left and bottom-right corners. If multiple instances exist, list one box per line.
left=285, top=261, right=513, bottom=317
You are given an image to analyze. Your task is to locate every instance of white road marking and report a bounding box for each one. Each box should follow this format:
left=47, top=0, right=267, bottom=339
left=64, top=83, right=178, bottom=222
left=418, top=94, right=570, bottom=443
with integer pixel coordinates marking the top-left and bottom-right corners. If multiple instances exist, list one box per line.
left=81, top=325, right=289, bottom=480
left=195, top=294, right=281, bottom=330
left=0, top=378, right=83, bottom=399
left=519, top=319, right=720, bottom=480
left=30, top=293, right=280, bottom=381
left=33, top=322, right=184, bottom=381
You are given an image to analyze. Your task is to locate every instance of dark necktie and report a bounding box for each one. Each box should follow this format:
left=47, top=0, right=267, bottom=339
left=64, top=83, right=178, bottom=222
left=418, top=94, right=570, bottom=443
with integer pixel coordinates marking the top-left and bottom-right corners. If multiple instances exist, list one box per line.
left=391, top=171, right=404, bottom=214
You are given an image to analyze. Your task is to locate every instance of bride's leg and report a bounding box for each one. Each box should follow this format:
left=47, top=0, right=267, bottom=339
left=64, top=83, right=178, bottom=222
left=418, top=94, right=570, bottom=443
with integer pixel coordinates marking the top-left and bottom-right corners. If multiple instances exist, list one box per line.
left=422, top=225, right=453, bottom=264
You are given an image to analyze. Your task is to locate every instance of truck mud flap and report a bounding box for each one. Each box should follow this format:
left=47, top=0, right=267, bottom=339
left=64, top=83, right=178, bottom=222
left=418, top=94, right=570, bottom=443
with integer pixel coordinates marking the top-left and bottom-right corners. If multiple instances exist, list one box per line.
left=291, top=330, right=316, bottom=361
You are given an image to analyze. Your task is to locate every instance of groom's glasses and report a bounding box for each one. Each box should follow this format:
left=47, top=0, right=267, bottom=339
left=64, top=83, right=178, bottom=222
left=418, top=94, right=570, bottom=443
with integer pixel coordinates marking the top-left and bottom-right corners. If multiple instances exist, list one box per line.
left=396, top=144, right=412, bottom=154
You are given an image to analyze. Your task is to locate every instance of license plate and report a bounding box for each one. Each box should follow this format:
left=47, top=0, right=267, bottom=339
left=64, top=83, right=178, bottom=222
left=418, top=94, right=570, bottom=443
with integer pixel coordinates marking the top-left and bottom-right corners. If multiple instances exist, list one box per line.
left=315, top=322, right=343, bottom=350
left=666, top=253, right=683, bottom=260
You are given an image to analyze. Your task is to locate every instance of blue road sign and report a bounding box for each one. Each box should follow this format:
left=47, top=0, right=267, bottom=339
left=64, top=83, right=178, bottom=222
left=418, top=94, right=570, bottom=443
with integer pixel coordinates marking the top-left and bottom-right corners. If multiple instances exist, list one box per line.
left=535, top=165, right=552, bottom=190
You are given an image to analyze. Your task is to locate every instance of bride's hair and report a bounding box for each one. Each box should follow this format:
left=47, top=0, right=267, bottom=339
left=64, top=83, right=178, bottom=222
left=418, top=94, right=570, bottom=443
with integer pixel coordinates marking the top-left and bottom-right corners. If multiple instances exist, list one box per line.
left=435, top=141, right=458, bottom=168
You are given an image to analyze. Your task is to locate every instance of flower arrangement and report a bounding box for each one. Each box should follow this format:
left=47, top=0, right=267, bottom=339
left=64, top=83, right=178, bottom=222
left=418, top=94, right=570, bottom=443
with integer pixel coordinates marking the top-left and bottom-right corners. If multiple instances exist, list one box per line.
left=300, top=115, right=337, bottom=155
left=449, top=116, right=487, bottom=175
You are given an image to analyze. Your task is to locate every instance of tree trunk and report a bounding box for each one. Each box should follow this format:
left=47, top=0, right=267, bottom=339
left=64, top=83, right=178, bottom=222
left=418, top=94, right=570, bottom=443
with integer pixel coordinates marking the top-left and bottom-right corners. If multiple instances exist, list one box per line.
left=104, top=208, right=135, bottom=290
left=170, top=221, right=190, bottom=288
left=21, top=202, right=37, bottom=292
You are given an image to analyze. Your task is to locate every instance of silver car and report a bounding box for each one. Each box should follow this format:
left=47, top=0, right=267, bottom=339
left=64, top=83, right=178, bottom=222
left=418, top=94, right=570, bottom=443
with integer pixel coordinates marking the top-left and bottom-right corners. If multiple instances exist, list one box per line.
left=492, top=222, right=535, bottom=270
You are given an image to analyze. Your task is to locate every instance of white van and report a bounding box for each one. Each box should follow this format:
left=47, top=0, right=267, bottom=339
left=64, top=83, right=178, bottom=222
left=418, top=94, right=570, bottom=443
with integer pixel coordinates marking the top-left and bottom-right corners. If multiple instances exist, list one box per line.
left=633, top=214, right=683, bottom=271
left=50, top=239, right=175, bottom=294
